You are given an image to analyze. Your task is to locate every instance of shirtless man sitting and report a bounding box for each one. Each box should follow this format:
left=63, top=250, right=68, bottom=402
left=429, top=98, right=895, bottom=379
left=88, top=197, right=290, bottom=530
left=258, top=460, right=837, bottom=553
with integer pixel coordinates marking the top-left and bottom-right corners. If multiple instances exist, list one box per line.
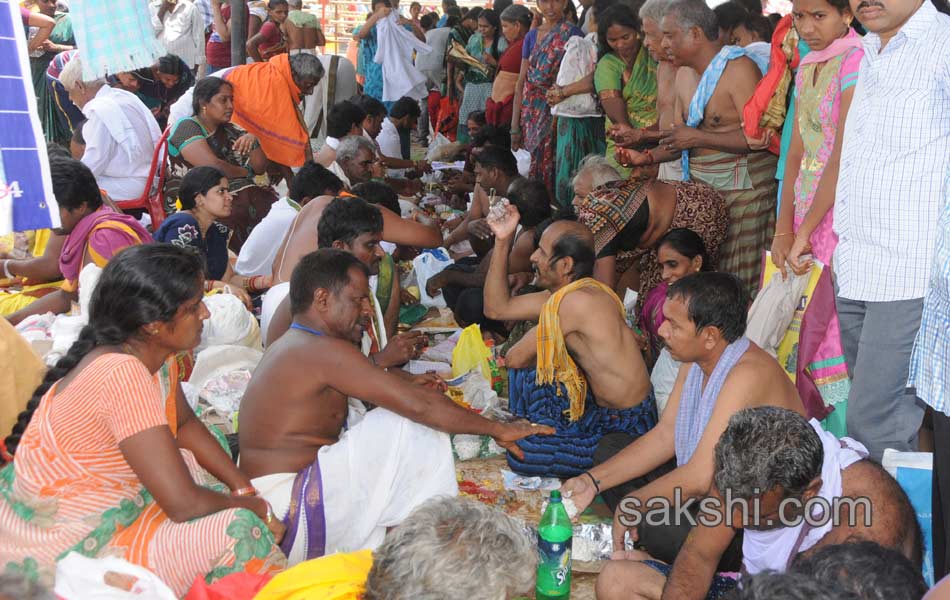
left=577, top=272, right=805, bottom=599
left=625, top=407, right=920, bottom=600
left=442, top=145, right=521, bottom=257
left=264, top=197, right=428, bottom=366
left=285, top=0, right=325, bottom=52
left=619, top=0, right=775, bottom=297
left=483, top=204, right=654, bottom=478
left=239, top=248, right=551, bottom=564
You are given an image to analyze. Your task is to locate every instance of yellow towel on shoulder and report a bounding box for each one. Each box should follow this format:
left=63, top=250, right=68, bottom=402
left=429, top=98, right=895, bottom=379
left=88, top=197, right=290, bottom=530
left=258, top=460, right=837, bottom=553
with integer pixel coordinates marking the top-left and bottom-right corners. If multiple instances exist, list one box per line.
left=536, top=277, right=625, bottom=422
left=253, top=550, right=373, bottom=600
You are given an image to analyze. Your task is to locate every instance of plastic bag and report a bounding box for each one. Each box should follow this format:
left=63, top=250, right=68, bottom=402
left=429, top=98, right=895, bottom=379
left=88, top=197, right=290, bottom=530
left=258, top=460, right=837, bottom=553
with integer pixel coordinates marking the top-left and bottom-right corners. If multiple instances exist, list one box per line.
left=413, top=248, right=454, bottom=308
left=451, top=324, right=492, bottom=381
left=550, top=35, right=600, bottom=118
left=514, top=149, right=531, bottom=177
left=54, top=552, right=177, bottom=600
left=426, top=132, right=452, bottom=161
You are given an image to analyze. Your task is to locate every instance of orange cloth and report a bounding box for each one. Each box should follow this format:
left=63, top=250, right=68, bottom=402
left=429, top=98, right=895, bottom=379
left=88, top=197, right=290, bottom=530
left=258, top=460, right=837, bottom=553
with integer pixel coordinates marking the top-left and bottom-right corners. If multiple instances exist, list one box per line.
left=226, top=54, right=309, bottom=167
left=742, top=15, right=800, bottom=156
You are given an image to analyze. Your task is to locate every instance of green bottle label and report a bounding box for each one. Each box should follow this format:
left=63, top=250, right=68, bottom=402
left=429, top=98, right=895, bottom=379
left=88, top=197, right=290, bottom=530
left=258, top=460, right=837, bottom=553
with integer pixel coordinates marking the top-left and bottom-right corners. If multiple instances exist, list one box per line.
left=536, top=534, right=571, bottom=597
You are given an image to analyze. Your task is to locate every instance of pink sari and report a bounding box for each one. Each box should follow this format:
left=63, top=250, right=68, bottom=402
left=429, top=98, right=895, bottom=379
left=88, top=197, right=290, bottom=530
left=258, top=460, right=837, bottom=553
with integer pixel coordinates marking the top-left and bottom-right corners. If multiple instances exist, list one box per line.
left=791, top=30, right=862, bottom=416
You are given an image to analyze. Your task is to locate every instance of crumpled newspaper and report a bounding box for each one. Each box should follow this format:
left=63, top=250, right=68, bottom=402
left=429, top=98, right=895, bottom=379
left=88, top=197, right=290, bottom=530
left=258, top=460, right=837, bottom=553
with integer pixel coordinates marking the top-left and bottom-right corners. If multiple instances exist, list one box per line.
left=501, top=469, right=560, bottom=492
left=200, top=369, right=252, bottom=417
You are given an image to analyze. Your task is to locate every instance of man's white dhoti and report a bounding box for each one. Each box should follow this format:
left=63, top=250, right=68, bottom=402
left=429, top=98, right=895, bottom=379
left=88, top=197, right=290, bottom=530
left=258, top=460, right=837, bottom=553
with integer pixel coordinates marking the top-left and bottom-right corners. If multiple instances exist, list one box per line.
left=252, top=406, right=458, bottom=564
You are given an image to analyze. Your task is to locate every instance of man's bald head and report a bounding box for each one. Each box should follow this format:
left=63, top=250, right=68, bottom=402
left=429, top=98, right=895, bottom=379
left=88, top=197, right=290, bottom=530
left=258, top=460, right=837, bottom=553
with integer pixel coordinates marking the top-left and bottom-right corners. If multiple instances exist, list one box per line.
left=533, top=218, right=596, bottom=288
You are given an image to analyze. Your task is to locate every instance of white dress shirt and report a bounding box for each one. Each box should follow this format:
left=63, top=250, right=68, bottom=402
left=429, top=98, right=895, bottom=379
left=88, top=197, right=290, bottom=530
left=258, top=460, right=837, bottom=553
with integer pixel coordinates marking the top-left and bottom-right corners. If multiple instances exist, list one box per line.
left=377, top=118, right=405, bottom=178
left=150, top=0, right=206, bottom=69
left=833, top=0, right=950, bottom=302
left=235, top=197, right=301, bottom=276
left=81, top=86, right=162, bottom=201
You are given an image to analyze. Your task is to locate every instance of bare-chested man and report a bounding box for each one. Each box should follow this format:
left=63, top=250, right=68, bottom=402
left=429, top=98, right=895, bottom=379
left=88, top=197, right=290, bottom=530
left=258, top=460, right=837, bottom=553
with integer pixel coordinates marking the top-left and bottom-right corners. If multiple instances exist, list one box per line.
left=621, top=0, right=700, bottom=181
left=483, top=203, right=655, bottom=479
left=619, top=0, right=776, bottom=297
left=613, top=407, right=920, bottom=600
left=571, top=273, right=804, bottom=599
left=285, top=0, right=325, bottom=52
left=240, top=248, right=551, bottom=564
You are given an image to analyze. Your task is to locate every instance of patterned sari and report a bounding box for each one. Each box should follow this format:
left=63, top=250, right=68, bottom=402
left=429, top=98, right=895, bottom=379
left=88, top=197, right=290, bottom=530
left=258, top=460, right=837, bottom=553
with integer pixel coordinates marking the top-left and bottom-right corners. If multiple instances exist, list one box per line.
left=791, top=32, right=863, bottom=414
left=594, top=46, right=658, bottom=177
left=167, top=116, right=278, bottom=253
left=0, top=354, right=285, bottom=596
left=520, top=22, right=581, bottom=197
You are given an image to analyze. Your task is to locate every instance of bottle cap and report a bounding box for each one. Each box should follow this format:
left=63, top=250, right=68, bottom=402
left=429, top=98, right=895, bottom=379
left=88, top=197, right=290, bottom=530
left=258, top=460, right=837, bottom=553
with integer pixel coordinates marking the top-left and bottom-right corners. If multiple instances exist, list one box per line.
left=550, top=490, right=562, bottom=502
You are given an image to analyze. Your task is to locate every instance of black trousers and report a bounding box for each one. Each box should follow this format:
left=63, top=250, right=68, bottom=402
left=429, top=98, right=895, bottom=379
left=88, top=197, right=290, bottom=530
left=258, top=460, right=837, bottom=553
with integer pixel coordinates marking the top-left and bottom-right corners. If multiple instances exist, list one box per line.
left=933, top=409, right=950, bottom=582
left=593, top=432, right=744, bottom=572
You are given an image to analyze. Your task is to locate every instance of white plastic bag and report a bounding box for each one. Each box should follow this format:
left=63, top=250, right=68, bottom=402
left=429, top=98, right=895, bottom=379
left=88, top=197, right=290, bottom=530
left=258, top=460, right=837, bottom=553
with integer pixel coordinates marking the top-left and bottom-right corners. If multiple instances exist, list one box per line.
left=413, top=248, right=454, bottom=308
left=514, top=149, right=531, bottom=177
left=54, top=552, right=177, bottom=600
left=550, top=34, right=601, bottom=118
left=426, top=132, right=452, bottom=161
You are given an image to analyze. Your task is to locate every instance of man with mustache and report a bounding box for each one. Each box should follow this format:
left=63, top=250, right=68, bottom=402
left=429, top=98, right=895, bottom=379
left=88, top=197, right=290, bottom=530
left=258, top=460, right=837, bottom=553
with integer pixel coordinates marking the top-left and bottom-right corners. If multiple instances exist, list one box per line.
left=834, top=0, right=950, bottom=581
left=835, top=0, right=950, bottom=455
left=483, top=204, right=656, bottom=479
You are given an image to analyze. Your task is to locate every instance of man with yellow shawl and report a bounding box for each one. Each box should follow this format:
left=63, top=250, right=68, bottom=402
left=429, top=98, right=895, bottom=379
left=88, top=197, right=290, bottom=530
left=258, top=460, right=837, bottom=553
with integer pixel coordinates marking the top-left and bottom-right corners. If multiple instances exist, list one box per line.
left=484, top=205, right=656, bottom=479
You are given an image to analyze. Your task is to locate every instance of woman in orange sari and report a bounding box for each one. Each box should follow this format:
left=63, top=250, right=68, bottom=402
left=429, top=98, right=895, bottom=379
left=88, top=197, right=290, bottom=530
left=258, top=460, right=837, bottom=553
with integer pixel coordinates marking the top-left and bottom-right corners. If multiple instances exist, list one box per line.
left=0, top=245, right=285, bottom=595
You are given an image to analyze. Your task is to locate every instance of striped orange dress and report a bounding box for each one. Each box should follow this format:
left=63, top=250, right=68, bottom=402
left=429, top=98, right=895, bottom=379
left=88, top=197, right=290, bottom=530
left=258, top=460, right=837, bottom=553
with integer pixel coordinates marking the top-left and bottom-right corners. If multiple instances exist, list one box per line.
left=0, top=353, right=285, bottom=595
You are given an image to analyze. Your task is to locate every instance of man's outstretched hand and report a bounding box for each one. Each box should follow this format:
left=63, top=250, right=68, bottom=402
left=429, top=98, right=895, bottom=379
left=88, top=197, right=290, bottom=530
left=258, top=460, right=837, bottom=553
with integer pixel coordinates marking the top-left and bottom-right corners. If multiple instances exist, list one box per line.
left=492, top=419, right=554, bottom=460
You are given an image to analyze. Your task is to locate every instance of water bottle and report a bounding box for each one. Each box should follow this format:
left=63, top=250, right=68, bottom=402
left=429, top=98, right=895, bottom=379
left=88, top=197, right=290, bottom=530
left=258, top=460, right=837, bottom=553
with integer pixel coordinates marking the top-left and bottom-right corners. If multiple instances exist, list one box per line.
left=537, top=490, right=572, bottom=599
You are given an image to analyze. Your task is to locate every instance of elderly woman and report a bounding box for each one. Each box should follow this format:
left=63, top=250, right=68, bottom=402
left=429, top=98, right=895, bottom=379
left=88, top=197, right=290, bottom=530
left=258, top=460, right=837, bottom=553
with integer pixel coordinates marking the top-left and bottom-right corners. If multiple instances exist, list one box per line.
left=166, top=76, right=276, bottom=253
left=572, top=156, right=729, bottom=303
left=511, top=0, right=584, bottom=198
left=0, top=245, right=285, bottom=596
left=156, top=167, right=263, bottom=306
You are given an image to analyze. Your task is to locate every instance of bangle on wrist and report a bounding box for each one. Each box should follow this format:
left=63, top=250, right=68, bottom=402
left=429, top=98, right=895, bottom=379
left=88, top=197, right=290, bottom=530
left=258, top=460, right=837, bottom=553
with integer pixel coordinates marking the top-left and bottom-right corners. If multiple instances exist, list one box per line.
left=583, top=470, right=601, bottom=495
left=642, top=149, right=655, bottom=164
left=2, top=260, right=13, bottom=280
left=231, top=486, right=258, bottom=497
left=773, top=232, right=793, bottom=238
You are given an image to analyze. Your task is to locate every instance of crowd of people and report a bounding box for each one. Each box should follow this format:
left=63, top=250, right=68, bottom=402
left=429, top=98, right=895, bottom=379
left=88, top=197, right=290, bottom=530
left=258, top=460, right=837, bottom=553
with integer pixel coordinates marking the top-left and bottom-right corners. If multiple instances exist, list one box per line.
left=2, top=0, right=949, bottom=596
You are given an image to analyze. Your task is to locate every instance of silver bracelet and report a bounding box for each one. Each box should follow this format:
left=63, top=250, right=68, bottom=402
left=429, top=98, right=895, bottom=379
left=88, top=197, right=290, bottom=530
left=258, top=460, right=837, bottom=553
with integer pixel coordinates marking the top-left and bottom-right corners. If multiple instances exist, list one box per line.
left=2, top=260, right=13, bottom=279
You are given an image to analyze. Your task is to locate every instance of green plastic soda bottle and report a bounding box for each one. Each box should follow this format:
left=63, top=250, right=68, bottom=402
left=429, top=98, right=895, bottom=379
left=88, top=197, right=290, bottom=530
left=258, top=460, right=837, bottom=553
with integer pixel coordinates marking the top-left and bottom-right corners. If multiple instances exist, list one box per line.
left=536, top=490, right=572, bottom=599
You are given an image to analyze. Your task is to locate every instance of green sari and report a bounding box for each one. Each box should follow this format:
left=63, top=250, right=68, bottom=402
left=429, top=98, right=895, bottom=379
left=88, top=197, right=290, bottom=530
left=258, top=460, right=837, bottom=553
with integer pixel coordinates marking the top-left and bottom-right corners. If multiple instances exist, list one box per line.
left=31, top=12, right=74, bottom=145
left=594, top=46, right=657, bottom=177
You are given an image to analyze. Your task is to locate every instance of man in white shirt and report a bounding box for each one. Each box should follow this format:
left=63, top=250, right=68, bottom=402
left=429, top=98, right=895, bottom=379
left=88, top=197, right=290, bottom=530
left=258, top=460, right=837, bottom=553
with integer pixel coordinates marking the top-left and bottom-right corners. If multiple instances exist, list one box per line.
left=236, top=162, right=344, bottom=277
left=376, top=97, right=422, bottom=178
left=150, top=0, right=206, bottom=73
left=58, top=55, right=162, bottom=202
left=832, top=0, right=950, bottom=461
left=314, top=100, right=365, bottom=168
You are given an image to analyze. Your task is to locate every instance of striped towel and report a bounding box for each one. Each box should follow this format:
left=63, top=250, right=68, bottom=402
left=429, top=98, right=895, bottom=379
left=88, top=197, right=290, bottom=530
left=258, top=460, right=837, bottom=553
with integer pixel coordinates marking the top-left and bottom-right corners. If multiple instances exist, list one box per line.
left=70, top=0, right=167, bottom=80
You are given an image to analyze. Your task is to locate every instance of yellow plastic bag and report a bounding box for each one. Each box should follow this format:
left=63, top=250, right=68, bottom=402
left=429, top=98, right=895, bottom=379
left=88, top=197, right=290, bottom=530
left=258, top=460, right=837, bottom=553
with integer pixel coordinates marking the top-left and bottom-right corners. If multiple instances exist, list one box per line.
left=451, top=324, right=492, bottom=381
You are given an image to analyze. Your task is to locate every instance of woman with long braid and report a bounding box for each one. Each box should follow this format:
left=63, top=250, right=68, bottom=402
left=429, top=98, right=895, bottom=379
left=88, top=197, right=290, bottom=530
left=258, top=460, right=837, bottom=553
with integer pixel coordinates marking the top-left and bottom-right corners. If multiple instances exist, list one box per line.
left=0, top=245, right=285, bottom=595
